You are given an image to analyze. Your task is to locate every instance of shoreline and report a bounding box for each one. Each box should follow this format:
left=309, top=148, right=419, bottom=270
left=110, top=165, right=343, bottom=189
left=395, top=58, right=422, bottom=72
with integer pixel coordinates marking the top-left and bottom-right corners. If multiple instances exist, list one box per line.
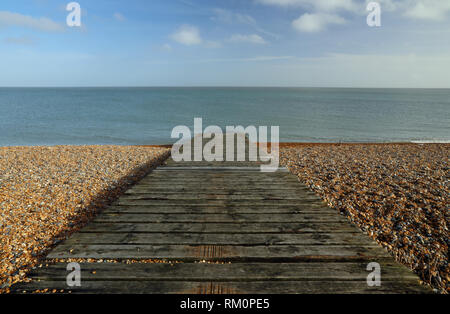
left=1, top=141, right=449, bottom=149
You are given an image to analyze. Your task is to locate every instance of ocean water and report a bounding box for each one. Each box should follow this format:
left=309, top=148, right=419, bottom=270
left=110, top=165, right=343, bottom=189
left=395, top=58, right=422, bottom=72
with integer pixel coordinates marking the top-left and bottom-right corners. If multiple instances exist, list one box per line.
left=0, top=87, right=448, bottom=146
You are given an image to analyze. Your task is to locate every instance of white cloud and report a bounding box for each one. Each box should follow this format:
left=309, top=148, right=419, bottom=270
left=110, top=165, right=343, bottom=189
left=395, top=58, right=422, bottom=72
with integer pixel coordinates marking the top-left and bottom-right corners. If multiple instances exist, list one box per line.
left=113, top=13, right=125, bottom=22
left=211, top=8, right=256, bottom=25
left=292, top=13, right=346, bottom=32
left=171, top=25, right=202, bottom=46
left=365, top=1, right=450, bottom=21
left=0, top=11, right=64, bottom=32
left=259, top=0, right=450, bottom=25
left=366, top=0, right=399, bottom=12
left=404, top=1, right=450, bottom=21
left=256, top=0, right=358, bottom=12
left=228, top=34, right=268, bottom=44
left=258, top=0, right=354, bottom=33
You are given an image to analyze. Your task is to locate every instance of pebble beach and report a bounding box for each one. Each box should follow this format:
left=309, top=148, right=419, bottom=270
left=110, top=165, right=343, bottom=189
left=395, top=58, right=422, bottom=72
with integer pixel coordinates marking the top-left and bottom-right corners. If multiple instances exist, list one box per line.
left=0, top=143, right=448, bottom=294
left=280, top=143, right=449, bottom=293
left=0, top=146, right=170, bottom=291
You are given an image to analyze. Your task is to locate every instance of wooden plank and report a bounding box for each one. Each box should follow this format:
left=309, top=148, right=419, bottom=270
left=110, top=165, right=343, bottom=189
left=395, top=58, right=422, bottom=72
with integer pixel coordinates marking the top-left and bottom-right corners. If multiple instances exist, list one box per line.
left=119, top=193, right=319, bottom=201
left=142, top=174, right=298, bottom=183
left=121, top=190, right=317, bottom=196
left=143, top=175, right=298, bottom=183
left=114, top=199, right=326, bottom=206
left=125, top=188, right=310, bottom=194
left=12, top=280, right=430, bottom=294
left=60, top=233, right=375, bottom=246
left=26, top=262, right=418, bottom=281
left=129, top=185, right=308, bottom=191
left=154, top=167, right=288, bottom=172
left=137, top=179, right=303, bottom=185
left=137, top=179, right=301, bottom=186
left=164, top=162, right=267, bottom=167
left=102, top=204, right=335, bottom=214
left=145, top=170, right=296, bottom=175
left=122, top=189, right=316, bottom=196
left=164, top=164, right=268, bottom=168
left=134, top=185, right=303, bottom=191
left=92, top=213, right=348, bottom=223
left=79, top=222, right=360, bottom=234
left=108, top=203, right=326, bottom=208
left=138, top=181, right=301, bottom=185
left=125, top=187, right=311, bottom=193
left=140, top=178, right=299, bottom=183
left=47, top=244, right=390, bottom=261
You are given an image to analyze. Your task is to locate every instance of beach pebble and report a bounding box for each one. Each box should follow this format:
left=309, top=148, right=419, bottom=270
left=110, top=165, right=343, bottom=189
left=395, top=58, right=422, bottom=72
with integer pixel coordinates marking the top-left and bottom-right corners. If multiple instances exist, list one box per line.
left=280, top=143, right=449, bottom=294
left=0, top=145, right=170, bottom=292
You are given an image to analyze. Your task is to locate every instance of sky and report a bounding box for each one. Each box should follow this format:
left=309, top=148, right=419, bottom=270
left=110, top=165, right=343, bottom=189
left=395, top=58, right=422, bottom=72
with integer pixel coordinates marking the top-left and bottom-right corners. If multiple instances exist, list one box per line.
left=0, top=0, right=449, bottom=87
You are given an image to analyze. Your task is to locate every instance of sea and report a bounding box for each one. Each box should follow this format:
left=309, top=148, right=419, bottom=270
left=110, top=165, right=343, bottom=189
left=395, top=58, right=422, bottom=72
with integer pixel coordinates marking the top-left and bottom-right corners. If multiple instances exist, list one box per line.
left=0, top=87, right=448, bottom=146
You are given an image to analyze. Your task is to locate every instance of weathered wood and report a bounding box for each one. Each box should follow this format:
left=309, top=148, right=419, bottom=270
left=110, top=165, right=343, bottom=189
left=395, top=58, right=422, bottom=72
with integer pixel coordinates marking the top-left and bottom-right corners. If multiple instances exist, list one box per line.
left=92, top=213, right=348, bottom=223
left=102, top=204, right=334, bottom=214
left=79, top=222, right=360, bottom=234
left=133, top=180, right=304, bottom=186
left=125, top=188, right=312, bottom=194
left=137, top=180, right=303, bottom=186
left=141, top=176, right=301, bottom=181
left=48, top=244, right=389, bottom=260
left=60, top=232, right=375, bottom=246
left=12, top=139, right=430, bottom=294
left=114, top=199, right=326, bottom=206
left=143, top=175, right=298, bottom=183
left=119, top=193, right=319, bottom=201
left=163, top=164, right=269, bottom=168
left=13, top=280, right=430, bottom=294
left=140, top=173, right=302, bottom=181
left=27, top=262, right=418, bottom=281
left=164, top=162, right=267, bottom=167
left=128, top=188, right=310, bottom=195
left=106, top=202, right=327, bottom=208
left=154, top=167, right=288, bottom=172
left=129, top=185, right=308, bottom=191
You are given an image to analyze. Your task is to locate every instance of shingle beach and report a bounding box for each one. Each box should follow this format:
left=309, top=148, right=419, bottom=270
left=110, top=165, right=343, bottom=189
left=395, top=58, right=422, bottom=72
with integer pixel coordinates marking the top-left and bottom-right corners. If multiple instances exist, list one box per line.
left=0, top=146, right=170, bottom=291
left=0, top=143, right=448, bottom=294
left=280, top=143, right=449, bottom=293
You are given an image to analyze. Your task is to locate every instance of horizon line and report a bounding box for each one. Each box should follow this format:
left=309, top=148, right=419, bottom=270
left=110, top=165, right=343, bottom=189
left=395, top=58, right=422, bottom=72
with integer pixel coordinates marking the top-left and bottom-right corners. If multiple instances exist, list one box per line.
left=1, top=86, right=450, bottom=89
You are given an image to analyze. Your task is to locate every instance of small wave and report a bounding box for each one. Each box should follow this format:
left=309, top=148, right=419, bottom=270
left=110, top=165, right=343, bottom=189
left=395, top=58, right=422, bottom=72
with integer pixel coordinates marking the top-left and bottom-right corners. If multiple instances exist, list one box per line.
left=411, top=140, right=450, bottom=144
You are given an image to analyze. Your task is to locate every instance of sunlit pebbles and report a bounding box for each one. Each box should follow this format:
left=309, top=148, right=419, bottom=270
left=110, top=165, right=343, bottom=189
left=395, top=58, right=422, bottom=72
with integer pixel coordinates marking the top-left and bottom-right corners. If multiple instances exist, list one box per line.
left=280, top=143, right=449, bottom=293
left=0, top=146, right=170, bottom=291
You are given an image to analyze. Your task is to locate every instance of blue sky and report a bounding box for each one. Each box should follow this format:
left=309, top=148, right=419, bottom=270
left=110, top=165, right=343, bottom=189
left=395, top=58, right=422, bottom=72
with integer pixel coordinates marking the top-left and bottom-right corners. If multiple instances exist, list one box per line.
left=0, top=0, right=449, bottom=87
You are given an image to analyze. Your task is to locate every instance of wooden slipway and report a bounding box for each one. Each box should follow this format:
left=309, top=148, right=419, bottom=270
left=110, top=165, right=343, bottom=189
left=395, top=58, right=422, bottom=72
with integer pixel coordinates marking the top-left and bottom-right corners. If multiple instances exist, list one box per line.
left=13, top=140, right=430, bottom=294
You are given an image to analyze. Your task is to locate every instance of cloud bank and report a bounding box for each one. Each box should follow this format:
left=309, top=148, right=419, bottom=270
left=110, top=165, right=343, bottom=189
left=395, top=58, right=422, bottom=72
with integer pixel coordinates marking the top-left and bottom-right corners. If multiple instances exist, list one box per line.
left=257, top=0, right=450, bottom=33
left=0, top=11, right=64, bottom=32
